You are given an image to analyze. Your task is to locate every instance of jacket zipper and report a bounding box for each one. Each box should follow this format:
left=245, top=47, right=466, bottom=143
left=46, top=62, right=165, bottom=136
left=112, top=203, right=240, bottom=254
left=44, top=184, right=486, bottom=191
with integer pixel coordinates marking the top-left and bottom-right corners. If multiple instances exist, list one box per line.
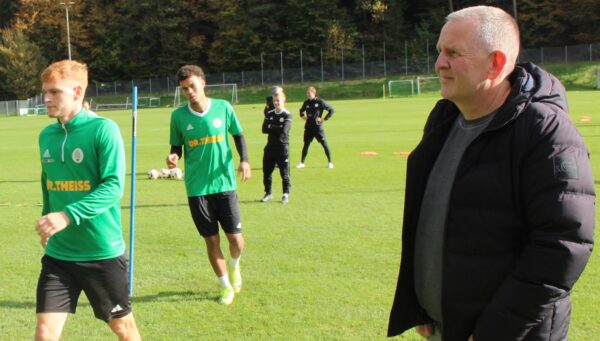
left=61, top=124, right=68, bottom=163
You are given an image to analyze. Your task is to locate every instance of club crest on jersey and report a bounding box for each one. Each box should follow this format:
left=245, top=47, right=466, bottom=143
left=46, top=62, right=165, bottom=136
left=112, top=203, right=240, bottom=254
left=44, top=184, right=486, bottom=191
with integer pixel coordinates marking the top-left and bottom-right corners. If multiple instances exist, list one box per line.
left=213, top=118, right=222, bottom=128
left=72, top=148, right=84, bottom=163
left=279, top=117, right=284, bottom=122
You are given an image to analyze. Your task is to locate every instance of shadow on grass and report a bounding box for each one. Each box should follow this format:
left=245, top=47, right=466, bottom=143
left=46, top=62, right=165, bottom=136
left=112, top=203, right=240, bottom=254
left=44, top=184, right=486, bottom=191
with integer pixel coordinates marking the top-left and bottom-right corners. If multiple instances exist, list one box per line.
left=0, top=300, right=36, bottom=309
left=131, top=290, right=215, bottom=304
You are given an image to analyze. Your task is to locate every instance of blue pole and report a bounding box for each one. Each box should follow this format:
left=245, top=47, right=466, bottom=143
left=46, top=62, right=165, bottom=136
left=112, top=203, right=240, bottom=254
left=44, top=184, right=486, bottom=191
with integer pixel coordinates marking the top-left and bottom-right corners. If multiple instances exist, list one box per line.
left=128, top=86, right=138, bottom=296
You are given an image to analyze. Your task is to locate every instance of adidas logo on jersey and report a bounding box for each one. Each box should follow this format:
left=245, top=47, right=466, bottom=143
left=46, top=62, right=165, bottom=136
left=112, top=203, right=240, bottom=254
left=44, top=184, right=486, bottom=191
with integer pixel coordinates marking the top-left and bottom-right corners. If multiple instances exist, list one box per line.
left=42, top=149, right=55, bottom=163
left=186, top=124, right=194, bottom=131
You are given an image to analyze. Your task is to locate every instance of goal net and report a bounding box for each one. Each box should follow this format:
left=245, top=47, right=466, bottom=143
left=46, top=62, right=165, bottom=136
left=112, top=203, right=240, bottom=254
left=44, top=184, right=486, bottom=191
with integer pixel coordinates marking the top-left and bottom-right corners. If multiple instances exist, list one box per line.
left=173, top=83, right=239, bottom=107
left=416, top=76, right=441, bottom=95
left=95, top=97, right=131, bottom=111
left=138, top=97, right=160, bottom=108
left=387, top=80, right=414, bottom=97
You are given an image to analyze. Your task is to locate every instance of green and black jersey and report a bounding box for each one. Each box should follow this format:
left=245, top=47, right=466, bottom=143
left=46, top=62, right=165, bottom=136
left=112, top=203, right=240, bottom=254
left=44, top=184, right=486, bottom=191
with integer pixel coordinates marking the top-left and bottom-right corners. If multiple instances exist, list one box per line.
left=39, top=109, right=126, bottom=262
left=169, top=99, right=243, bottom=197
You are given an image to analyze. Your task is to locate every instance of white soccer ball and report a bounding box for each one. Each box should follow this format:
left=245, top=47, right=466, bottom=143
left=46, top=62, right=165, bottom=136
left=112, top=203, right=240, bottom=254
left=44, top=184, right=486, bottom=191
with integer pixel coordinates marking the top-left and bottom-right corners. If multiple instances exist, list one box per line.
left=147, top=169, right=159, bottom=179
left=169, top=168, right=184, bottom=180
left=159, top=169, right=171, bottom=178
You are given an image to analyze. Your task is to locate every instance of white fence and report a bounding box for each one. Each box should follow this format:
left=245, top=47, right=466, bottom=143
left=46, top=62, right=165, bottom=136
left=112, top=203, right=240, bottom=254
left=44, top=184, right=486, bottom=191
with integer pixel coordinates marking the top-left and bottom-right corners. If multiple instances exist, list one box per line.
left=2, top=43, right=599, bottom=116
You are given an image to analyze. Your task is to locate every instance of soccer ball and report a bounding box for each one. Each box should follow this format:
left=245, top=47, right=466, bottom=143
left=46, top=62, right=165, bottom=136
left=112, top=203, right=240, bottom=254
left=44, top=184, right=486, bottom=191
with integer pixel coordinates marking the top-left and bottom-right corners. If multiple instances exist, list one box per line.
left=169, top=168, right=184, bottom=180
left=159, top=169, right=171, bottom=178
left=147, top=169, right=159, bottom=179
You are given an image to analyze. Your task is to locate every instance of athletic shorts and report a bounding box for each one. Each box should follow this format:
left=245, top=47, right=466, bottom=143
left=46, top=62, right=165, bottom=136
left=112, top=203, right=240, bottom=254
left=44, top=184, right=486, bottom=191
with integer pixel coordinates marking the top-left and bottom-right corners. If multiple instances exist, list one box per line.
left=188, top=191, right=242, bottom=237
left=304, top=127, right=327, bottom=143
left=36, top=254, right=131, bottom=322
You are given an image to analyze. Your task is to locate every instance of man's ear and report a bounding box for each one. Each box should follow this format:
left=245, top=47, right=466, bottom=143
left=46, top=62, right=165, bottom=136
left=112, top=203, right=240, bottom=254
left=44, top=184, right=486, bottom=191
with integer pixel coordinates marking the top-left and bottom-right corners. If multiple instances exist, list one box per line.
left=488, top=50, right=507, bottom=80
left=73, top=85, right=84, bottom=100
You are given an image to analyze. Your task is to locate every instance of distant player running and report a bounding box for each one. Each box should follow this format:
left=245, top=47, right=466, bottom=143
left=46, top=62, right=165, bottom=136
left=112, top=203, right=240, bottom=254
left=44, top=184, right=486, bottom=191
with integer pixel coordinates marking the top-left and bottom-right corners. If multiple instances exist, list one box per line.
left=296, top=86, right=335, bottom=169
left=261, top=86, right=292, bottom=204
left=167, top=65, right=251, bottom=305
left=35, top=60, right=141, bottom=340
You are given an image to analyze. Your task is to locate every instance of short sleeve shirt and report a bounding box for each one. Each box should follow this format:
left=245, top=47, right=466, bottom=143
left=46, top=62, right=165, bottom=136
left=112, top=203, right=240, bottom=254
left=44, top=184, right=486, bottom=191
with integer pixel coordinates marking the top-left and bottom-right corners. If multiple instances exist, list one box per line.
left=169, top=99, right=243, bottom=196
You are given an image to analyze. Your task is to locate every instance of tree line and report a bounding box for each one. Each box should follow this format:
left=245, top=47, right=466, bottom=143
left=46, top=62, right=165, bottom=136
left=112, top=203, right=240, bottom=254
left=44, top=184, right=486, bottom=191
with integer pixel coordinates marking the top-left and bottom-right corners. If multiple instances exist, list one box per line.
left=1, top=0, right=599, bottom=99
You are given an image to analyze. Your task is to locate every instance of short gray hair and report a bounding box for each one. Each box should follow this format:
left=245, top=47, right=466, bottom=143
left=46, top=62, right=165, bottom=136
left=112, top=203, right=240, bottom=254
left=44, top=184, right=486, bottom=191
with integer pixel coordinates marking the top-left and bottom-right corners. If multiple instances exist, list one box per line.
left=272, top=86, right=284, bottom=96
left=447, top=6, right=520, bottom=66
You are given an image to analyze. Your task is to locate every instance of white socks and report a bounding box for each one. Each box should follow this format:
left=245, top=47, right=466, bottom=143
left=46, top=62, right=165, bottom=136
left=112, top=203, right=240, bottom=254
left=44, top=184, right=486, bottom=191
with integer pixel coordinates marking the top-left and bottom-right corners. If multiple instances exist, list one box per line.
left=230, top=256, right=240, bottom=269
left=218, top=257, right=241, bottom=288
left=218, top=274, right=232, bottom=288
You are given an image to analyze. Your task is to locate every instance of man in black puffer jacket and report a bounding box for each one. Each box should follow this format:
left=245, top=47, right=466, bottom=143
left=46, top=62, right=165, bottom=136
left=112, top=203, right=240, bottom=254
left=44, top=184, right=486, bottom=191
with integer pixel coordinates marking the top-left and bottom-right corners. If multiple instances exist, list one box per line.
left=388, top=6, right=595, bottom=341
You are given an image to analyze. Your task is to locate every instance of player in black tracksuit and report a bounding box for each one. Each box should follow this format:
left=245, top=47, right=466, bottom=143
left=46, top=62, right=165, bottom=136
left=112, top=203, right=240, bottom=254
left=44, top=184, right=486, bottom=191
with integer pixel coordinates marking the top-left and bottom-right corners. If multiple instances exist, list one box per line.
left=262, top=87, right=292, bottom=204
left=297, top=86, right=335, bottom=168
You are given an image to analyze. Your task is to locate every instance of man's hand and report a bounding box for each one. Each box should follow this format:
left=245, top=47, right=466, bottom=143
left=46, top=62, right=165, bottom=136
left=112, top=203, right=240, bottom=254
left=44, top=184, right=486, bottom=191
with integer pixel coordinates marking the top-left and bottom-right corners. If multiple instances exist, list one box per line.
left=36, top=212, right=70, bottom=247
left=237, top=161, right=251, bottom=182
left=302, top=115, right=307, bottom=121
left=317, top=117, right=324, bottom=123
left=166, top=153, right=179, bottom=169
left=415, top=324, right=434, bottom=338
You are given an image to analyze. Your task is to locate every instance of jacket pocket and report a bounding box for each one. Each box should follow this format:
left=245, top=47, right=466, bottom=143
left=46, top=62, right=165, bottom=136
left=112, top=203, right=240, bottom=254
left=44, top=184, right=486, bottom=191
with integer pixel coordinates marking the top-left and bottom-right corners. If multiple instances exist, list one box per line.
left=526, top=294, right=571, bottom=341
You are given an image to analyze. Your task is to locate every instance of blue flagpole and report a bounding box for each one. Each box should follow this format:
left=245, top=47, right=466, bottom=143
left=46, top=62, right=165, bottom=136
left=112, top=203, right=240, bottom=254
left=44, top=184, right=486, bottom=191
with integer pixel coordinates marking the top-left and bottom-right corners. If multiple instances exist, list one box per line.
left=129, top=86, right=138, bottom=296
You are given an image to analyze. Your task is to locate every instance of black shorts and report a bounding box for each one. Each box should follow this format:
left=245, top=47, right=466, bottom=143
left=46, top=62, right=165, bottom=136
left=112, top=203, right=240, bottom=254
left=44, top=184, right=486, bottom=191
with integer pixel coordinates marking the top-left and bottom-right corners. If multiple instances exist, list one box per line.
left=188, top=191, right=242, bottom=237
left=304, top=127, right=326, bottom=143
left=36, top=254, right=131, bottom=322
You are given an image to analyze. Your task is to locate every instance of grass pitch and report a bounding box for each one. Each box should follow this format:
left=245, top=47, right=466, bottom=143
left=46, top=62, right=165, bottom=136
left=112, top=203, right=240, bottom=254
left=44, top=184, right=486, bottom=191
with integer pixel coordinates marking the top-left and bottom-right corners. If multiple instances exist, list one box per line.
left=0, top=92, right=599, bottom=340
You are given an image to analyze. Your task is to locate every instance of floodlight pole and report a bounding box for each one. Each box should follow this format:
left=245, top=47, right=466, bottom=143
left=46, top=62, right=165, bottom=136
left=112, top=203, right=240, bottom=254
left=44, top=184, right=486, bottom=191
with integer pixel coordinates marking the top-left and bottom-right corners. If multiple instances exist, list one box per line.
left=60, top=2, right=75, bottom=60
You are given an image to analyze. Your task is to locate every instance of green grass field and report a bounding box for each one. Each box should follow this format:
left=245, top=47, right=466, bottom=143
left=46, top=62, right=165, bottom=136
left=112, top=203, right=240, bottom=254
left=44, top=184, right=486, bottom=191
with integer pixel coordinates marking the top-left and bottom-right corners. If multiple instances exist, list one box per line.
left=1, top=92, right=599, bottom=340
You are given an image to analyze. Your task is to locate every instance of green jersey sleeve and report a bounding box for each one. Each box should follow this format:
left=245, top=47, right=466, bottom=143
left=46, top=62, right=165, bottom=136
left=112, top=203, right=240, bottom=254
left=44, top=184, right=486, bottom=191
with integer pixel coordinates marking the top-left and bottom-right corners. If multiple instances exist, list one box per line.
left=226, top=101, right=243, bottom=136
left=63, top=120, right=126, bottom=225
left=41, top=171, right=50, bottom=216
left=170, top=110, right=184, bottom=146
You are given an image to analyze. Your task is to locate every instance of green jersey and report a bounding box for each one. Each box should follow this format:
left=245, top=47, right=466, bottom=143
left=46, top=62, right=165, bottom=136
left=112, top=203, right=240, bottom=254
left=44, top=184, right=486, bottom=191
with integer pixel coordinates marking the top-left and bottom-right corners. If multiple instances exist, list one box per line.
left=169, top=99, right=243, bottom=196
left=39, top=109, right=126, bottom=261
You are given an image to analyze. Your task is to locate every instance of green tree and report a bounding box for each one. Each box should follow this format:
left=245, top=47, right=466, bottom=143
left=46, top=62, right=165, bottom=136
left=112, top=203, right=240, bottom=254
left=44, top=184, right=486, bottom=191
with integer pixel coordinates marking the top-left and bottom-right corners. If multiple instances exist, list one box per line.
left=0, top=0, right=19, bottom=28
left=565, top=0, right=600, bottom=44
left=11, top=0, right=76, bottom=62
left=208, top=0, right=342, bottom=71
left=0, top=29, right=47, bottom=99
left=514, top=1, right=568, bottom=46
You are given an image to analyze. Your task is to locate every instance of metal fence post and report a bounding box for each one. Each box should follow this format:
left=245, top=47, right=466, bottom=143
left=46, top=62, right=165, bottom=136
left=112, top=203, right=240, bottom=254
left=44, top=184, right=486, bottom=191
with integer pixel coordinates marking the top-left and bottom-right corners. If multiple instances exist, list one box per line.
left=300, top=49, right=304, bottom=83
left=341, top=48, right=345, bottom=81
left=280, top=51, right=284, bottom=85
left=261, top=52, right=264, bottom=86
left=404, top=40, right=408, bottom=76
left=320, top=48, right=324, bottom=82
left=362, top=44, right=365, bottom=80
left=426, top=39, right=430, bottom=74
left=383, top=40, right=387, bottom=78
